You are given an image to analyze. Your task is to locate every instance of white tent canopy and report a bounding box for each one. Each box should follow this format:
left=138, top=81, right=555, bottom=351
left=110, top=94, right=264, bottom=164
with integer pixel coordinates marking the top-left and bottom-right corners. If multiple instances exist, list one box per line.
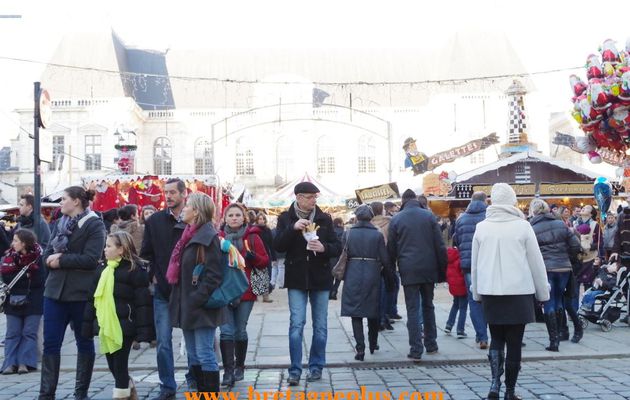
left=247, top=173, right=345, bottom=208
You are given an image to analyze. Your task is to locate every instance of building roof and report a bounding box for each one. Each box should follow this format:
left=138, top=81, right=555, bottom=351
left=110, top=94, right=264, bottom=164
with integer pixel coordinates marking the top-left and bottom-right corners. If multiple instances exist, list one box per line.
left=454, top=151, right=611, bottom=183
left=39, top=29, right=530, bottom=109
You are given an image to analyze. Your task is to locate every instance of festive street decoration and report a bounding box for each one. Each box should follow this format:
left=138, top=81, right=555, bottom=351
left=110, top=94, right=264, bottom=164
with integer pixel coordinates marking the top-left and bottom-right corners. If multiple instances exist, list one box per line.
left=403, top=133, right=499, bottom=176
left=569, top=38, right=630, bottom=163
left=115, top=144, right=137, bottom=175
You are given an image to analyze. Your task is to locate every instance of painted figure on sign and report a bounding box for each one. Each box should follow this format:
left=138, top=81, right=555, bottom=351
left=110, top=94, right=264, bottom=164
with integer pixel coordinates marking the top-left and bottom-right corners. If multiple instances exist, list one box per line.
left=403, top=137, right=429, bottom=176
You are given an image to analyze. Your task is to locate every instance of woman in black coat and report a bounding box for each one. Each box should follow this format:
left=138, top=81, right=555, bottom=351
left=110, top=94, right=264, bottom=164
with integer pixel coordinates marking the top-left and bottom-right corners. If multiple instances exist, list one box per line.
left=529, top=198, right=582, bottom=352
left=341, top=205, right=394, bottom=361
left=40, top=186, right=106, bottom=400
left=167, top=192, right=227, bottom=392
left=1, top=229, right=44, bottom=374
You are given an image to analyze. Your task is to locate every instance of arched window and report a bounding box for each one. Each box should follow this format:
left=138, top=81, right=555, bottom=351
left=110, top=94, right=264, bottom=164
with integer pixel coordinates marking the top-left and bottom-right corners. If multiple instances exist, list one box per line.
left=235, top=137, right=255, bottom=176
left=317, top=136, right=335, bottom=174
left=357, top=136, right=376, bottom=173
left=153, top=137, right=172, bottom=175
left=276, top=135, right=293, bottom=180
left=194, top=138, right=213, bottom=174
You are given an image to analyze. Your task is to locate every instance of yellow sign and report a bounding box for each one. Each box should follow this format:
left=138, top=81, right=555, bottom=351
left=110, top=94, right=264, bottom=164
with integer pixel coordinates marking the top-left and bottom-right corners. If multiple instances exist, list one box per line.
left=473, top=184, right=536, bottom=197
left=539, top=183, right=593, bottom=196
left=355, top=182, right=400, bottom=204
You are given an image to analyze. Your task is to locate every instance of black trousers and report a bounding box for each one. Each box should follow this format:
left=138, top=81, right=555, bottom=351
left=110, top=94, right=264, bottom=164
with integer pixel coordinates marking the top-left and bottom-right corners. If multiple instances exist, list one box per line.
left=351, top=317, right=379, bottom=351
left=489, top=324, right=525, bottom=363
left=105, top=336, right=133, bottom=388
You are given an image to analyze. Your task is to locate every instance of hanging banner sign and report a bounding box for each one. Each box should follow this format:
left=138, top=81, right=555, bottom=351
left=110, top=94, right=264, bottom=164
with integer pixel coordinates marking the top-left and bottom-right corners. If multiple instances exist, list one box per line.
left=354, top=182, right=400, bottom=204
left=427, top=133, right=500, bottom=171
left=472, top=184, right=537, bottom=197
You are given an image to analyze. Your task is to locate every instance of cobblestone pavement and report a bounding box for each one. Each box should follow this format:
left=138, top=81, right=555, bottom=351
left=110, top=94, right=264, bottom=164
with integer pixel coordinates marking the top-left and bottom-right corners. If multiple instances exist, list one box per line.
left=5, top=285, right=630, bottom=372
left=3, top=358, right=630, bottom=400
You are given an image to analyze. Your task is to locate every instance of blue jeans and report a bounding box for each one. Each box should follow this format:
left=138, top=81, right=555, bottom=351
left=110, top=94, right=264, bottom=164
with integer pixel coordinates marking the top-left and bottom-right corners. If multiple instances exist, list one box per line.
left=287, top=289, right=328, bottom=377
left=220, top=300, right=255, bottom=341
left=464, top=273, right=488, bottom=342
left=446, top=296, right=468, bottom=333
left=544, top=271, right=571, bottom=314
left=403, top=283, right=435, bottom=355
left=153, top=290, right=177, bottom=393
left=43, top=297, right=93, bottom=355
left=2, top=314, right=41, bottom=369
left=183, top=327, right=219, bottom=372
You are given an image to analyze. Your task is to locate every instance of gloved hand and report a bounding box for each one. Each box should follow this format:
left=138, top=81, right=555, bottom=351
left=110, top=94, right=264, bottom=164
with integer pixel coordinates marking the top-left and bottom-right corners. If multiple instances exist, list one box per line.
left=245, top=251, right=255, bottom=260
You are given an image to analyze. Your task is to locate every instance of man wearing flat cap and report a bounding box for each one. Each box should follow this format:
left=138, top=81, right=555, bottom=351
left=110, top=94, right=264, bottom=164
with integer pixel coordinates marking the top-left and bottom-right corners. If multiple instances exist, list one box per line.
left=273, top=181, right=341, bottom=386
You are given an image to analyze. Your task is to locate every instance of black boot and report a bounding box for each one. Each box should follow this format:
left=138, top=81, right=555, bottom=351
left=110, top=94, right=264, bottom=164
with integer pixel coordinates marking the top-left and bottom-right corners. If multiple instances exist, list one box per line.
left=487, top=350, right=504, bottom=400
left=234, top=340, right=248, bottom=381
left=190, top=365, right=202, bottom=391
left=504, top=361, right=522, bottom=400
left=200, top=371, right=221, bottom=393
left=544, top=313, right=559, bottom=352
left=197, top=371, right=221, bottom=393
left=566, top=306, right=583, bottom=343
left=355, top=343, right=365, bottom=361
left=220, top=341, right=235, bottom=387
left=557, top=309, right=569, bottom=341
left=366, top=319, right=379, bottom=354
left=38, top=354, right=61, bottom=400
left=74, top=353, right=95, bottom=400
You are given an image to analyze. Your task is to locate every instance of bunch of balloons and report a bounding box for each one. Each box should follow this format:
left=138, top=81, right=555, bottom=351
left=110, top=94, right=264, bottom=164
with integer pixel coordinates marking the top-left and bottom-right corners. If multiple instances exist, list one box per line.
left=570, top=38, right=630, bottom=163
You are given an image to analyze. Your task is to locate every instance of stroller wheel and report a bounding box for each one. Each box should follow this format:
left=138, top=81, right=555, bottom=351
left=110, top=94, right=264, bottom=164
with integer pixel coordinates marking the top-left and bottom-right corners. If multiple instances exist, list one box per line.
left=579, top=316, right=589, bottom=329
left=600, top=319, right=613, bottom=332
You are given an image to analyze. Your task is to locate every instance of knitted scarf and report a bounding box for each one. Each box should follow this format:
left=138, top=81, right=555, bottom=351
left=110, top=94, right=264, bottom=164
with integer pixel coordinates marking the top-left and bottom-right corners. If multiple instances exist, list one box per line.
left=223, top=225, right=247, bottom=252
left=49, top=208, right=91, bottom=253
left=166, top=223, right=200, bottom=284
left=94, top=258, right=122, bottom=355
left=293, top=202, right=316, bottom=222
left=1, top=244, right=42, bottom=275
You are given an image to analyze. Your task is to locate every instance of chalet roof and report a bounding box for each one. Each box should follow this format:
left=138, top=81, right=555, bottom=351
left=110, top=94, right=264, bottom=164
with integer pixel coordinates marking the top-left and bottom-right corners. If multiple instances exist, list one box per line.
left=454, top=152, right=611, bottom=183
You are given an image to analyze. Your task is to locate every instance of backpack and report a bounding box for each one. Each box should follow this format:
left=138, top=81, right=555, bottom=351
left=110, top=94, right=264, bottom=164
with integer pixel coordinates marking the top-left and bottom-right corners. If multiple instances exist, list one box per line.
left=192, top=238, right=249, bottom=309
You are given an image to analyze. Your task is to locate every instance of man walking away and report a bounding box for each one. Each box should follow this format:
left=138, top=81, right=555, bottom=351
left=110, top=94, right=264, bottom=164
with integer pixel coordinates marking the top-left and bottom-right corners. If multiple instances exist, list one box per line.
left=388, top=189, right=447, bottom=360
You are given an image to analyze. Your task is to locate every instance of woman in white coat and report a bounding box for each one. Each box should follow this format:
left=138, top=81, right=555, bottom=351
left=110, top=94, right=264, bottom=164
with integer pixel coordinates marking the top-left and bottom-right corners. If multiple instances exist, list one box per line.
left=471, top=183, right=549, bottom=400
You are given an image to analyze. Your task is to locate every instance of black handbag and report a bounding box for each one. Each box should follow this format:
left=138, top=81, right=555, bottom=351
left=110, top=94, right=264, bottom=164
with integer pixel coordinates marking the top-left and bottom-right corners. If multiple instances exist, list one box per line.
left=0, top=260, right=35, bottom=313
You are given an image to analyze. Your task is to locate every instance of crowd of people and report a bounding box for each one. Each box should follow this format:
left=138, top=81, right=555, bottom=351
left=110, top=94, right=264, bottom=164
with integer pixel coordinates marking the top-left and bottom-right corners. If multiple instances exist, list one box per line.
left=1, top=180, right=628, bottom=400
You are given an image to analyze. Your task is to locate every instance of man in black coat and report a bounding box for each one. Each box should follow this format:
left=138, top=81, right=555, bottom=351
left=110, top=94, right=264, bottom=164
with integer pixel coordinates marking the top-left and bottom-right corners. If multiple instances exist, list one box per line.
left=273, top=182, right=341, bottom=386
left=16, top=194, right=51, bottom=249
left=388, top=189, right=447, bottom=360
left=140, top=179, right=187, bottom=400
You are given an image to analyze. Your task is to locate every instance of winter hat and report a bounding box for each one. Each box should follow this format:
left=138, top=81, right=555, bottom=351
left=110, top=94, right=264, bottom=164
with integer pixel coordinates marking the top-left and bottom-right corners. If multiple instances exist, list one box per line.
left=401, top=189, right=417, bottom=203
left=294, top=182, right=320, bottom=195
left=355, top=204, right=375, bottom=221
left=490, top=183, right=517, bottom=206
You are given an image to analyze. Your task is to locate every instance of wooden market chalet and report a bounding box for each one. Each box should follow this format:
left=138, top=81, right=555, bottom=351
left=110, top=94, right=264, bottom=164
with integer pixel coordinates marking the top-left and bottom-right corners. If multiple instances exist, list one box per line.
left=426, top=80, right=621, bottom=217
